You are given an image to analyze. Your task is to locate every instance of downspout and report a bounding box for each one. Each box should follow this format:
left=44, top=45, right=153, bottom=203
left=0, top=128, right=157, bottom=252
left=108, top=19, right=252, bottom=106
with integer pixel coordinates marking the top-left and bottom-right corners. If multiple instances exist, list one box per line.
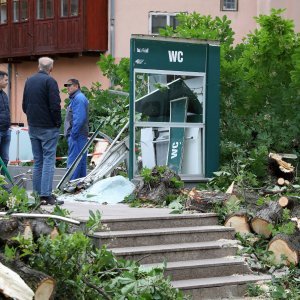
left=109, top=0, right=115, bottom=87
left=110, top=0, right=115, bottom=58
left=7, top=63, right=11, bottom=107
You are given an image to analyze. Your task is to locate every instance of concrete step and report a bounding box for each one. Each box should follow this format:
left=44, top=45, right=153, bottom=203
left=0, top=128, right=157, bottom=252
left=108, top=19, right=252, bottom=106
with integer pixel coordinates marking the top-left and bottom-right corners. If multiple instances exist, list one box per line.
left=94, top=225, right=235, bottom=248
left=142, top=257, right=251, bottom=281
left=8, top=166, right=66, bottom=190
left=171, top=274, right=271, bottom=299
left=110, top=240, right=238, bottom=264
left=101, top=213, right=218, bottom=231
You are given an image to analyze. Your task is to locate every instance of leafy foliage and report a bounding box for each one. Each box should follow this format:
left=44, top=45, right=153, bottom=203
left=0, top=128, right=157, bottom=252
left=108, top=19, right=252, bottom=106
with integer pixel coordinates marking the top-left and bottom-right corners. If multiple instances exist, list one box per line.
left=268, top=208, right=296, bottom=236
left=28, top=232, right=187, bottom=299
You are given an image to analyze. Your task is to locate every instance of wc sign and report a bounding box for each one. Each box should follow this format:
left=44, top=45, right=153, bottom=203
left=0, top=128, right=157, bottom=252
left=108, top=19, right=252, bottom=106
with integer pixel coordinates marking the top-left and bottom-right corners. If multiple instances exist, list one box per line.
left=168, top=50, right=183, bottom=63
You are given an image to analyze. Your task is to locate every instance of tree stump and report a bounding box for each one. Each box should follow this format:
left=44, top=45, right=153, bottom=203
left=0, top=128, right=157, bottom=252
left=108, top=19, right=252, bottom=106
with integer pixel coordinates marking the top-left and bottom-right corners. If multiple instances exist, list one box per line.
left=268, top=233, right=300, bottom=265
left=250, top=201, right=282, bottom=238
left=224, top=212, right=251, bottom=234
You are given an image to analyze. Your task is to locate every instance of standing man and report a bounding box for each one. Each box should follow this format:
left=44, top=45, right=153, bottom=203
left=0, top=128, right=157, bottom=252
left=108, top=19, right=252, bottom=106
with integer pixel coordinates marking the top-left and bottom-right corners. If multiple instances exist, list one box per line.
left=0, top=71, right=10, bottom=174
left=64, top=79, right=89, bottom=180
left=22, top=57, right=63, bottom=205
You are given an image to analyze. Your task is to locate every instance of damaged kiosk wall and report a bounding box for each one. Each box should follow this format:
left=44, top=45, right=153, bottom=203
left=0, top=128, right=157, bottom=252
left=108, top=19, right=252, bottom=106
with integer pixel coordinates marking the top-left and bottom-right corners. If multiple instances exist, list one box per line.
left=129, top=35, right=220, bottom=181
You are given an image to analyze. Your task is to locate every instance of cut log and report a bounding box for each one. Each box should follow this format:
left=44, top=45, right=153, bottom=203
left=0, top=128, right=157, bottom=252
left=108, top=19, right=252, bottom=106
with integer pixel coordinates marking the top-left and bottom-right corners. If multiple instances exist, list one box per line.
left=0, top=262, right=34, bottom=300
left=278, top=196, right=294, bottom=210
left=268, top=233, right=300, bottom=265
left=0, top=254, right=55, bottom=299
left=250, top=201, right=282, bottom=238
left=224, top=212, right=251, bottom=234
left=277, top=178, right=285, bottom=186
left=186, top=189, right=233, bottom=212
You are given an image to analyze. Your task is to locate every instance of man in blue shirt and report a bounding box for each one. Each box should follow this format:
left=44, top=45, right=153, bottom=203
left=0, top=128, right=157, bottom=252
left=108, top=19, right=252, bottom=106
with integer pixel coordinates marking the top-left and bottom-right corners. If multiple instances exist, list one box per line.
left=0, top=71, right=10, bottom=175
left=64, top=79, right=89, bottom=180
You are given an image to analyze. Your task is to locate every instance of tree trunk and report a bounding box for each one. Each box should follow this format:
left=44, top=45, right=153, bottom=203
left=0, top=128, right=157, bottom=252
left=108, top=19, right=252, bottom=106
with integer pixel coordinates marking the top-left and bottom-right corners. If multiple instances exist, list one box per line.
left=224, top=212, right=251, bottom=235
left=0, top=262, right=34, bottom=300
left=250, top=201, right=282, bottom=238
left=186, top=189, right=232, bottom=212
left=268, top=232, right=300, bottom=266
left=0, top=254, right=55, bottom=300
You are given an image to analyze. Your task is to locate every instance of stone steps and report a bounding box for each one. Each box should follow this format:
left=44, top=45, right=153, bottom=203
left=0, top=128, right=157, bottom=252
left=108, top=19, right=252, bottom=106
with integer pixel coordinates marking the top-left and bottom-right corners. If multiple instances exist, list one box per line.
left=102, top=213, right=218, bottom=231
left=172, top=274, right=271, bottom=299
left=92, top=213, right=270, bottom=298
left=8, top=166, right=66, bottom=190
left=109, top=240, right=238, bottom=264
left=142, top=257, right=250, bottom=280
left=93, top=225, right=235, bottom=247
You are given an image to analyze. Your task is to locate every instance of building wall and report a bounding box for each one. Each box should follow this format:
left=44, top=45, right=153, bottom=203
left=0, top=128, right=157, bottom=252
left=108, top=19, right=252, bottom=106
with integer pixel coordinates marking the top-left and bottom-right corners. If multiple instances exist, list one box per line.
left=3, top=0, right=300, bottom=125
left=113, top=0, right=258, bottom=58
left=113, top=0, right=300, bottom=58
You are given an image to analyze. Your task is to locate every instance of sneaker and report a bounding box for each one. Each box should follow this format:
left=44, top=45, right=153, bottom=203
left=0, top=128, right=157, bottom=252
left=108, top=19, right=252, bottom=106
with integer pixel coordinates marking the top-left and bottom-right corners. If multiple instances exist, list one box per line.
left=40, top=195, right=64, bottom=206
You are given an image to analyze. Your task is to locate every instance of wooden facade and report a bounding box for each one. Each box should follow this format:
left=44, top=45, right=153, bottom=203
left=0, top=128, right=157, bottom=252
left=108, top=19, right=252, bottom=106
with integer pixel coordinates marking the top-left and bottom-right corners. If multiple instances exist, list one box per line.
left=0, top=0, right=108, bottom=61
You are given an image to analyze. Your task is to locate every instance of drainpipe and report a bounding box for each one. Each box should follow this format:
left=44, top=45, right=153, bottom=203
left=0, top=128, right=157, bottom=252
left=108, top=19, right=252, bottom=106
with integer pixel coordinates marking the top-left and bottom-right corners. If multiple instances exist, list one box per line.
left=110, top=0, right=115, bottom=58
left=109, top=0, right=115, bottom=88
left=7, top=63, right=11, bottom=106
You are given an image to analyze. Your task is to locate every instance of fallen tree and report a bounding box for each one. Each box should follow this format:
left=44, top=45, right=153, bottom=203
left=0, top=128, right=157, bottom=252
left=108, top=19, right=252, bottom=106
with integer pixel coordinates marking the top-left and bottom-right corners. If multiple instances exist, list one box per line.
left=0, top=262, right=34, bottom=300
left=0, top=254, right=55, bottom=300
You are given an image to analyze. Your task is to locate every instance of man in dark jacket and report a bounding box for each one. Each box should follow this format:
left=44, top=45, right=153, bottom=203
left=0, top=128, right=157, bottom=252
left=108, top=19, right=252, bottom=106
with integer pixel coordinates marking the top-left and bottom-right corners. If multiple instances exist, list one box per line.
left=0, top=71, right=10, bottom=174
left=64, top=78, right=89, bottom=180
left=22, top=57, right=63, bottom=205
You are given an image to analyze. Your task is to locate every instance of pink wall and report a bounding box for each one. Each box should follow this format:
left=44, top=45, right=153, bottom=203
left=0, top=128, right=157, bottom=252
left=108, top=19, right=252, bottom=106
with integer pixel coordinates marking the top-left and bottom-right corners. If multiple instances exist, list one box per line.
left=113, top=0, right=258, bottom=58
left=113, top=0, right=300, bottom=58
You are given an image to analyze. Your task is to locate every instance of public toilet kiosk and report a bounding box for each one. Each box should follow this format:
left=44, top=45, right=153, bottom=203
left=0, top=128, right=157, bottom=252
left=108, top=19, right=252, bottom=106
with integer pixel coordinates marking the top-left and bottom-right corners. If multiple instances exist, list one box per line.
left=129, top=35, right=220, bottom=181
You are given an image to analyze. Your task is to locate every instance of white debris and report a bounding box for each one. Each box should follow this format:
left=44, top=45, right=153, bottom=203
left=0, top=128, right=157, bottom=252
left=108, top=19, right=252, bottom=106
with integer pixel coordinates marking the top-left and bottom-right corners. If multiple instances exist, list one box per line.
left=58, top=176, right=135, bottom=205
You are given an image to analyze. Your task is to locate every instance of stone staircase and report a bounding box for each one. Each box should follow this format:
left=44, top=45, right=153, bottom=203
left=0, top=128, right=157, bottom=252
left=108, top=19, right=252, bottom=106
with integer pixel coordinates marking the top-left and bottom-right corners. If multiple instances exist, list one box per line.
left=92, top=213, right=270, bottom=299
left=7, top=166, right=66, bottom=190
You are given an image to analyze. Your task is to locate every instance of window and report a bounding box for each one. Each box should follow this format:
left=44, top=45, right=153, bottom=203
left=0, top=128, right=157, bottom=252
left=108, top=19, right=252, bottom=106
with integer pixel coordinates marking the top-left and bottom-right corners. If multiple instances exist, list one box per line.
left=37, top=0, right=53, bottom=20
left=0, top=0, right=7, bottom=24
left=13, top=0, right=28, bottom=23
left=149, top=12, right=180, bottom=34
left=61, top=0, right=79, bottom=17
left=221, top=0, right=238, bottom=11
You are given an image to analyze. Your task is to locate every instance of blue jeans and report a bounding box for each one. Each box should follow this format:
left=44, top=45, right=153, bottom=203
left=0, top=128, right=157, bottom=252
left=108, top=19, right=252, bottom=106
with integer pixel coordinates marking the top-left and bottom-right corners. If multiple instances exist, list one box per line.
left=0, top=129, right=11, bottom=174
left=29, top=126, right=59, bottom=197
left=67, top=135, right=88, bottom=180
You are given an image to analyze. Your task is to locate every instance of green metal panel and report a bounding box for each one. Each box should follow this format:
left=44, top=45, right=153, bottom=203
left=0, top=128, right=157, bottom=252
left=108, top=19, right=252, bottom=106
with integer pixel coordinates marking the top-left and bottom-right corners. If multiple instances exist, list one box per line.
left=129, top=38, right=135, bottom=180
left=132, top=35, right=208, bottom=72
left=167, top=97, right=188, bottom=173
left=205, top=44, right=220, bottom=177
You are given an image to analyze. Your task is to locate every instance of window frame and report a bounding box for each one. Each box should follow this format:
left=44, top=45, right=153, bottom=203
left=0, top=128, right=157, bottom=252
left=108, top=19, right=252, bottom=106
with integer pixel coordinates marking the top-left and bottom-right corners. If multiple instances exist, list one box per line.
left=36, top=0, right=54, bottom=20
left=12, top=0, right=28, bottom=23
left=0, top=0, right=7, bottom=25
left=149, top=12, right=180, bottom=35
left=60, top=0, right=79, bottom=18
left=220, top=0, right=238, bottom=12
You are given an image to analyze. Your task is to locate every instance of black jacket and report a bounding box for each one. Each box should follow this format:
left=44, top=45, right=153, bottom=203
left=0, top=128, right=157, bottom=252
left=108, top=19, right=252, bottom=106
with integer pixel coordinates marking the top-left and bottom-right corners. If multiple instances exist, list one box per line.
left=22, top=71, right=62, bottom=128
left=0, top=89, right=10, bottom=131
